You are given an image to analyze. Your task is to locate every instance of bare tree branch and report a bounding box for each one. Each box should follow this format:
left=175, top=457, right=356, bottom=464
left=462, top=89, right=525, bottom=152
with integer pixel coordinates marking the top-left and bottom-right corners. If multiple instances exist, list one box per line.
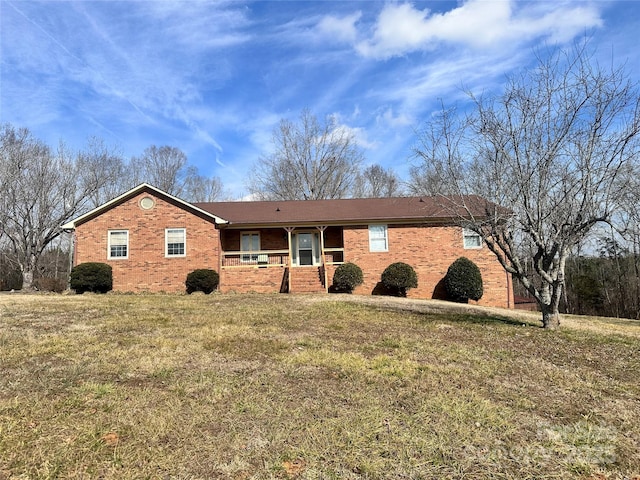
left=353, top=164, right=403, bottom=198
left=411, top=43, right=640, bottom=328
left=248, top=109, right=364, bottom=200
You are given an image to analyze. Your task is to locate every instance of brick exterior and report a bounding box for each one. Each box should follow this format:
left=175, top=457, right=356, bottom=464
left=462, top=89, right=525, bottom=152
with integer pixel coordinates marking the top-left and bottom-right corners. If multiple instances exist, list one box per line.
left=218, top=223, right=512, bottom=308
left=74, top=191, right=219, bottom=293
left=221, top=266, right=288, bottom=293
left=72, top=190, right=513, bottom=308
left=342, top=224, right=513, bottom=308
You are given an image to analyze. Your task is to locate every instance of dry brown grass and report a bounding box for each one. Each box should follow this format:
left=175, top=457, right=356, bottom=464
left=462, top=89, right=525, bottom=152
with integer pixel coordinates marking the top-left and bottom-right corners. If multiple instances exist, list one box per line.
left=1, top=292, right=639, bottom=479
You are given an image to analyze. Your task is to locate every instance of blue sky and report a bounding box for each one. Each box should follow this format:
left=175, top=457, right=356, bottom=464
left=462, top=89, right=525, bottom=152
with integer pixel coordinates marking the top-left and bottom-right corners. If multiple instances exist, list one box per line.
left=2, top=1, right=639, bottom=198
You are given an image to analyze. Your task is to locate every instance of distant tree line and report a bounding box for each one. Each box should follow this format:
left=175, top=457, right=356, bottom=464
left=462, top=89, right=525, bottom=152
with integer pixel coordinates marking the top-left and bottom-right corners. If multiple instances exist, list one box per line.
left=562, top=235, right=640, bottom=319
left=511, top=233, right=640, bottom=320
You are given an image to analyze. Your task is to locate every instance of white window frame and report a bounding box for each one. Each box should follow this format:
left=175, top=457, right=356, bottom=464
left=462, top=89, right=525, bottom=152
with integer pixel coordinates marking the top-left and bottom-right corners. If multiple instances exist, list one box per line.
left=241, top=232, right=260, bottom=262
left=165, top=228, right=186, bottom=258
left=368, top=224, right=388, bottom=252
left=463, top=228, right=482, bottom=249
left=108, top=230, right=129, bottom=260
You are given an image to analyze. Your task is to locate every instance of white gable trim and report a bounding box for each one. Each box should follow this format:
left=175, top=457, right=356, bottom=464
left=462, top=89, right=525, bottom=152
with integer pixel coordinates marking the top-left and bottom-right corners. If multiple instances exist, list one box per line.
left=61, top=183, right=229, bottom=229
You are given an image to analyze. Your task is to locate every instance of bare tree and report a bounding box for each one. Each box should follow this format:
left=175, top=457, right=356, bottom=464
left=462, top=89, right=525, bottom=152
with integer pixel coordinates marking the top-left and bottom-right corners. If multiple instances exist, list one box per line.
left=182, top=166, right=227, bottom=202
left=130, top=145, right=189, bottom=196
left=248, top=109, right=364, bottom=200
left=408, top=104, right=463, bottom=197
left=353, top=164, right=403, bottom=198
left=78, top=137, right=127, bottom=208
left=0, top=125, right=117, bottom=290
left=127, top=145, right=228, bottom=202
left=411, top=44, right=640, bottom=329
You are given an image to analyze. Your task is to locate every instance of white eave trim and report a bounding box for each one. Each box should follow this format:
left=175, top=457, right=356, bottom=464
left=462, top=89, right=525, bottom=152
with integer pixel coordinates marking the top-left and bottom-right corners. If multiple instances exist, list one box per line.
left=61, top=183, right=229, bottom=229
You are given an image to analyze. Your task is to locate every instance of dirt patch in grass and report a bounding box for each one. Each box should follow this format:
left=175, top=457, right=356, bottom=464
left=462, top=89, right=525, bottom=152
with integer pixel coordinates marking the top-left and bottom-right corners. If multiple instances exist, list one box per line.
left=1, top=292, right=639, bottom=479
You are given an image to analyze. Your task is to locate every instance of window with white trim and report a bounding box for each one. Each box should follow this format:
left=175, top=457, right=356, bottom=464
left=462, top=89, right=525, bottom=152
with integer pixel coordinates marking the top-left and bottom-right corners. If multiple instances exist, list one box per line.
left=368, top=225, right=388, bottom=252
left=108, top=230, right=129, bottom=259
left=463, top=228, right=482, bottom=249
left=166, top=228, right=186, bottom=257
left=241, top=232, right=260, bottom=262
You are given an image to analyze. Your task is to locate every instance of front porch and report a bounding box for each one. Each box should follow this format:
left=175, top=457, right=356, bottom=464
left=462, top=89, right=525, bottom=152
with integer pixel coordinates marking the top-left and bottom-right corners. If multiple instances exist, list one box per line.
left=218, top=226, right=344, bottom=294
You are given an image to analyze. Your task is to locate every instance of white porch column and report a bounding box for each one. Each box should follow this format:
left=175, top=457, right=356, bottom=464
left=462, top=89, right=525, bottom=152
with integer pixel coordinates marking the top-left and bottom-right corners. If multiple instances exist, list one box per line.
left=284, top=227, right=295, bottom=293
left=316, top=226, right=328, bottom=293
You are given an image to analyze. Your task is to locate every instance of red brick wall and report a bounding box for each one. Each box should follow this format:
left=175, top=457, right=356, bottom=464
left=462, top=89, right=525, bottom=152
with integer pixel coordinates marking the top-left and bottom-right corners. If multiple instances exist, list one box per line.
left=198, top=228, right=288, bottom=293
left=74, top=191, right=219, bottom=293
left=221, top=266, right=287, bottom=293
left=343, top=224, right=513, bottom=309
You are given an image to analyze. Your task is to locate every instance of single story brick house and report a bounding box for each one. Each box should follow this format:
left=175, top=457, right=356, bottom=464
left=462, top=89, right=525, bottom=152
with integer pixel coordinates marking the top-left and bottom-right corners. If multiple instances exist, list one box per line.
left=62, top=183, right=514, bottom=308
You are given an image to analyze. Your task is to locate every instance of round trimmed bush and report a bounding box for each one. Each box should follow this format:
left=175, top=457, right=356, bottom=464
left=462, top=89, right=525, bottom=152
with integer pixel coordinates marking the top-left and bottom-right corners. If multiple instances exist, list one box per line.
left=70, top=262, right=113, bottom=294
left=444, top=257, right=483, bottom=303
left=381, top=262, right=418, bottom=297
left=186, top=269, right=219, bottom=294
left=332, top=262, right=364, bottom=293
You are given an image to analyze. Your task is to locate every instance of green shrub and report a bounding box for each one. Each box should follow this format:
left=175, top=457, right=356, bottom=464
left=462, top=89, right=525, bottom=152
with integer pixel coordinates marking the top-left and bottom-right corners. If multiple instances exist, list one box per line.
left=332, top=262, right=364, bottom=293
left=444, top=257, right=483, bottom=302
left=381, top=262, right=418, bottom=297
left=186, top=269, right=219, bottom=294
left=70, top=262, right=113, bottom=294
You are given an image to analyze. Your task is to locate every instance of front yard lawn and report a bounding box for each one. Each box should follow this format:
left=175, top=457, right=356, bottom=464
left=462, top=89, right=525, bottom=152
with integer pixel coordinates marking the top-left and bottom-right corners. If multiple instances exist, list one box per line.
left=1, top=293, right=638, bottom=479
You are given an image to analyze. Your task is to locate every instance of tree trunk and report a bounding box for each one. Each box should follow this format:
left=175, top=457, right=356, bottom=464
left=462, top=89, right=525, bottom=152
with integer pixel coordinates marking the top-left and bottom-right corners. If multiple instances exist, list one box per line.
left=21, top=268, right=34, bottom=291
left=634, top=234, right=640, bottom=319
left=541, top=304, right=561, bottom=329
left=20, top=254, right=37, bottom=291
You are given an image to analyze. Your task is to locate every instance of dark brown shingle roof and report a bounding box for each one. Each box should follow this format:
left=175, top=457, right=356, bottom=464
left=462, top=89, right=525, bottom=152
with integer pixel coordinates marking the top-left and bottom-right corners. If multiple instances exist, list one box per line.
left=194, top=196, right=495, bottom=227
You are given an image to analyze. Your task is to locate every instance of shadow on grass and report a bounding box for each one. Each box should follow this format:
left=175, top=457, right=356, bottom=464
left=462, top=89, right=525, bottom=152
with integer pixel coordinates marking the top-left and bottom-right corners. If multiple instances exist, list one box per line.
left=413, top=310, right=540, bottom=328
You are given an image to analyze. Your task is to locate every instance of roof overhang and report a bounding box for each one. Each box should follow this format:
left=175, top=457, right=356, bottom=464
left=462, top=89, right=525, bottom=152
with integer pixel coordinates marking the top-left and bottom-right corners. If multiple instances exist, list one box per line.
left=216, top=216, right=456, bottom=230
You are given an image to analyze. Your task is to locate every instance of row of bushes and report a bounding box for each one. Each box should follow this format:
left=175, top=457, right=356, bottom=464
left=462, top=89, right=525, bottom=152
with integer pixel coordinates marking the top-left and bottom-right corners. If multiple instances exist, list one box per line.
left=69, top=257, right=483, bottom=303
left=332, top=257, right=483, bottom=302
left=332, top=261, right=418, bottom=296
left=69, top=263, right=220, bottom=294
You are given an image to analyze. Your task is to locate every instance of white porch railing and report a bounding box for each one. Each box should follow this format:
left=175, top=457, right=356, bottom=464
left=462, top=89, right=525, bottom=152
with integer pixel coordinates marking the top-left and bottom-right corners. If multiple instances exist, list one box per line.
left=222, top=249, right=289, bottom=268
left=221, top=248, right=345, bottom=268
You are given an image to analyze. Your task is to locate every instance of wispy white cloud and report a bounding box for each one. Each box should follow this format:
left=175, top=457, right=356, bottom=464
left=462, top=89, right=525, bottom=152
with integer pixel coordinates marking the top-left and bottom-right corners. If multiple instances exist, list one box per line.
left=513, top=2, right=604, bottom=44
left=333, top=119, right=379, bottom=150
left=356, top=0, right=603, bottom=59
left=2, top=0, right=251, bottom=154
left=141, top=1, right=253, bottom=49
left=315, top=11, right=361, bottom=44
left=376, top=108, right=413, bottom=129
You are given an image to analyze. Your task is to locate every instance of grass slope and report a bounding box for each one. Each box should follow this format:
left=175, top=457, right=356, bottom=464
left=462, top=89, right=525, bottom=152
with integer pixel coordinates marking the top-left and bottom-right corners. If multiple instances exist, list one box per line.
left=0, top=293, right=639, bottom=479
